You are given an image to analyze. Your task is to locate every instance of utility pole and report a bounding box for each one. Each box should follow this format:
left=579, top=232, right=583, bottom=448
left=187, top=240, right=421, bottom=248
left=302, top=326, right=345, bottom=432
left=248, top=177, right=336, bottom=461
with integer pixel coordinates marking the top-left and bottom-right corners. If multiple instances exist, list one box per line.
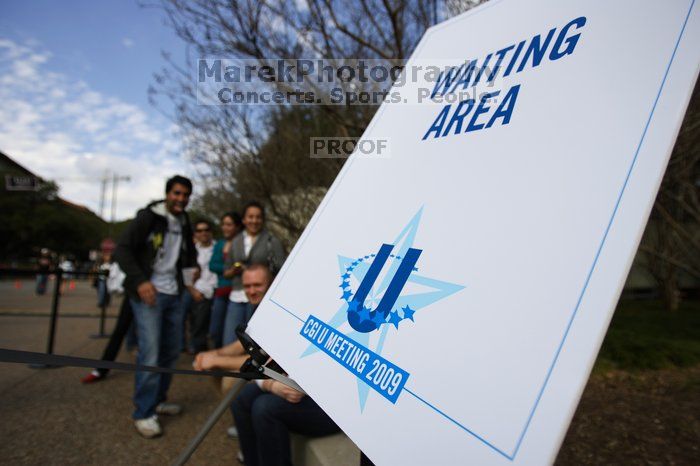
left=98, top=171, right=109, bottom=219
left=108, top=173, right=131, bottom=237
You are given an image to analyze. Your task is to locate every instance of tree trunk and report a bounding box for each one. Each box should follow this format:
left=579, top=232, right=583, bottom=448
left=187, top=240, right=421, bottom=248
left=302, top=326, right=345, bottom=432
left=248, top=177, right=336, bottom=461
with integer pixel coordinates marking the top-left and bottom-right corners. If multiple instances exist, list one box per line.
left=662, top=269, right=680, bottom=312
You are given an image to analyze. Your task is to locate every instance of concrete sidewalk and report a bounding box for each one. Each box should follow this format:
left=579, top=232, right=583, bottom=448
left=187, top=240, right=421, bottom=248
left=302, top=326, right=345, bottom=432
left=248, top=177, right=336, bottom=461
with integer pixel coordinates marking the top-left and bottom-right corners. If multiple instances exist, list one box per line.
left=0, top=279, right=239, bottom=465
left=1, top=280, right=697, bottom=465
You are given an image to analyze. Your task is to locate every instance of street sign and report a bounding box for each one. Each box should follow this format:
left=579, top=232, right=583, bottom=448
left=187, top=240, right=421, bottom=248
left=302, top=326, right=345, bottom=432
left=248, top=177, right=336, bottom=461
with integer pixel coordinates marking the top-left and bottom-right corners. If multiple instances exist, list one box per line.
left=5, top=174, right=39, bottom=191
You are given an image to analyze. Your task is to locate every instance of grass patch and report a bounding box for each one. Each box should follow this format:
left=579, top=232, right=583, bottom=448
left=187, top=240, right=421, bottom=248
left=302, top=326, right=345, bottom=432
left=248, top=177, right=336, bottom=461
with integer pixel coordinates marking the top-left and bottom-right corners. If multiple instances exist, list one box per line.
left=594, top=299, right=700, bottom=372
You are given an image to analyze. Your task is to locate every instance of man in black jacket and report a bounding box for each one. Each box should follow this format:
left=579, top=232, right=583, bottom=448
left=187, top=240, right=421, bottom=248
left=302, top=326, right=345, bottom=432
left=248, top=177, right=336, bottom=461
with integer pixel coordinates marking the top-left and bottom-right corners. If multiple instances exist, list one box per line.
left=114, top=175, right=198, bottom=438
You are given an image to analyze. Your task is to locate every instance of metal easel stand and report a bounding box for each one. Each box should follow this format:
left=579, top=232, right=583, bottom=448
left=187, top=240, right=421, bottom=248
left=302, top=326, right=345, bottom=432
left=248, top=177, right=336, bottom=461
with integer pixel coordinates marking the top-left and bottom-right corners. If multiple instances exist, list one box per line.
left=172, top=325, right=302, bottom=465
left=171, top=378, right=247, bottom=466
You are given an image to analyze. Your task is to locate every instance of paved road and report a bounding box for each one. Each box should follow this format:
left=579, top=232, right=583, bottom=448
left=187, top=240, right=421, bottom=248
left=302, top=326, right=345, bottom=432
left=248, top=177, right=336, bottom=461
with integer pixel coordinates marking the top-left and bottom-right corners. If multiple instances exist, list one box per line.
left=0, top=280, right=239, bottom=465
left=0, top=276, right=119, bottom=317
left=1, top=279, right=697, bottom=465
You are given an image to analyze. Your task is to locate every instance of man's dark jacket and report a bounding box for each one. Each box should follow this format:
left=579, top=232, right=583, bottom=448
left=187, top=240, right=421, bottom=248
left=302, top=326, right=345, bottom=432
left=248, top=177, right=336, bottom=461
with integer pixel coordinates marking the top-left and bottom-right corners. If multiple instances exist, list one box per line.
left=114, top=200, right=197, bottom=301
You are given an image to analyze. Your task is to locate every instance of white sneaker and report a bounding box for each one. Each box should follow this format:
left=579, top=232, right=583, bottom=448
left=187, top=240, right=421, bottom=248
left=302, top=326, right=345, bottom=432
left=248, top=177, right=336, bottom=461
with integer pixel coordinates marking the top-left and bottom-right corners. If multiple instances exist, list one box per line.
left=134, top=415, right=162, bottom=438
left=155, top=402, right=182, bottom=416
left=227, top=425, right=239, bottom=438
left=236, top=450, right=244, bottom=463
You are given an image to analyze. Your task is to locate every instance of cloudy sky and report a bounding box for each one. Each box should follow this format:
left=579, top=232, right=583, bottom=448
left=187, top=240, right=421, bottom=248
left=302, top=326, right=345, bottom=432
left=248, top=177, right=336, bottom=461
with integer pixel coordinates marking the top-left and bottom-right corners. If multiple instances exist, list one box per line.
left=0, top=0, right=193, bottom=220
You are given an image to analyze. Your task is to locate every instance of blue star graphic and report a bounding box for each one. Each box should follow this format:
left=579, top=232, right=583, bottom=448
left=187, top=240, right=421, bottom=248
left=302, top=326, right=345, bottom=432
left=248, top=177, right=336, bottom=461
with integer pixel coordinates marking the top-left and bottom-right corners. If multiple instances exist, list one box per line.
left=388, top=311, right=402, bottom=329
left=371, top=311, right=386, bottom=326
left=302, top=207, right=465, bottom=411
left=357, top=306, right=372, bottom=322
left=341, top=290, right=352, bottom=300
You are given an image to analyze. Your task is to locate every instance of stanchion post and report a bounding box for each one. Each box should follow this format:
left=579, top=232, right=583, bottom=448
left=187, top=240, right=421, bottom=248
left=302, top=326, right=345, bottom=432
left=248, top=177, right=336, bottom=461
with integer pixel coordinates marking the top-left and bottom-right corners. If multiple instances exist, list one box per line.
left=30, top=268, right=63, bottom=369
left=91, top=303, right=108, bottom=339
left=91, top=270, right=110, bottom=339
left=99, top=304, right=106, bottom=335
left=46, top=268, right=62, bottom=355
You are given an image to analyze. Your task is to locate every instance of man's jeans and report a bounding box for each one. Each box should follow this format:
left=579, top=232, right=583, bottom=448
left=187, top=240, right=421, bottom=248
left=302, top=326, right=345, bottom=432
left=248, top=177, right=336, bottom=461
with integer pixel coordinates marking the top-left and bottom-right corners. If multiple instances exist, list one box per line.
left=97, top=280, right=111, bottom=308
left=179, top=289, right=193, bottom=350
left=223, top=301, right=253, bottom=346
left=209, top=295, right=228, bottom=349
left=35, top=273, right=48, bottom=295
left=231, top=383, right=340, bottom=466
left=189, top=298, right=212, bottom=353
left=130, top=292, right=183, bottom=420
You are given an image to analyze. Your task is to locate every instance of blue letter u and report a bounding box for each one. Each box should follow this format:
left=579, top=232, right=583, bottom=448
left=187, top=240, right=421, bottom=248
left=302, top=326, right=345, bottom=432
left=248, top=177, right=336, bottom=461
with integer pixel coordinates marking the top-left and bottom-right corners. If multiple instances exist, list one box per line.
left=347, top=243, right=422, bottom=333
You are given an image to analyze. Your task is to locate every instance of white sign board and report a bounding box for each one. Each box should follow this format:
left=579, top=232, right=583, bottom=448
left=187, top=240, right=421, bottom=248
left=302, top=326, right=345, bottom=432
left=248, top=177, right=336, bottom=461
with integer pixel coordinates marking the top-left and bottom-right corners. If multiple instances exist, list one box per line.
left=248, top=0, right=700, bottom=464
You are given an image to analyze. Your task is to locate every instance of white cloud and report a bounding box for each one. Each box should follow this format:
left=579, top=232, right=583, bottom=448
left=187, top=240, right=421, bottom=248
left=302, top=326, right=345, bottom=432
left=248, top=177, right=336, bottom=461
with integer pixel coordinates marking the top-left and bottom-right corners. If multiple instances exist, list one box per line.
left=0, top=38, right=192, bottom=221
left=122, top=38, right=135, bottom=48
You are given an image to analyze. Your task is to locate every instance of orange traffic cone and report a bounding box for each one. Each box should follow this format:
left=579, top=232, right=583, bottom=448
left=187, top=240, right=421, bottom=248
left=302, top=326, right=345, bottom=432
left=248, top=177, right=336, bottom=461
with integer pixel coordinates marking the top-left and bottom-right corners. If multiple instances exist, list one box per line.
left=69, top=280, right=76, bottom=291
left=14, top=280, right=22, bottom=290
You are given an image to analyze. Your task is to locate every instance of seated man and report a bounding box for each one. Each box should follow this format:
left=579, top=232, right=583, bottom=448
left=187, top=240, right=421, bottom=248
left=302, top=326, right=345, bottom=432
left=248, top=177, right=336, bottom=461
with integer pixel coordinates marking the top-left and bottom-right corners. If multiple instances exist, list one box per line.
left=192, top=263, right=272, bottom=372
left=194, top=264, right=340, bottom=466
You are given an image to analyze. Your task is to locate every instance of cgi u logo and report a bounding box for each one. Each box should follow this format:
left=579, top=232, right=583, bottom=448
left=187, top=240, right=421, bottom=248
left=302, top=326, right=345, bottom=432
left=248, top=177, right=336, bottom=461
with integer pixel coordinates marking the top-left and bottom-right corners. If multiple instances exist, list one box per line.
left=347, top=243, right=422, bottom=333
